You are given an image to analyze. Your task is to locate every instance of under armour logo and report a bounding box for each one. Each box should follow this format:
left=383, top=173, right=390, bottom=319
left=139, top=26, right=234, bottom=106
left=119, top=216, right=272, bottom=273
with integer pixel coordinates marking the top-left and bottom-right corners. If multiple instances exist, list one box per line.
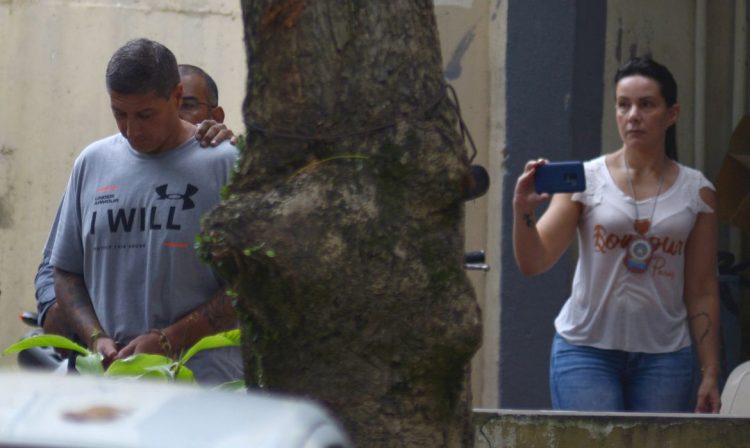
left=155, top=184, right=198, bottom=210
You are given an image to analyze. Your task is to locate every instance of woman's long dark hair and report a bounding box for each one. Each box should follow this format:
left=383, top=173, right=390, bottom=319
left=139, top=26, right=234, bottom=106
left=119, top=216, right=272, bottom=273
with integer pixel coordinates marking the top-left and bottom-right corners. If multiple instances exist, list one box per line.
left=614, top=56, right=679, bottom=161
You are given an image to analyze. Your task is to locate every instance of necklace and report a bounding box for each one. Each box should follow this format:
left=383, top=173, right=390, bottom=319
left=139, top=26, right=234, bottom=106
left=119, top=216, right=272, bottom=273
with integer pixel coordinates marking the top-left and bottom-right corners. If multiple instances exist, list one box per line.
left=622, top=153, right=666, bottom=274
left=623, top=154, right=665, bottom=234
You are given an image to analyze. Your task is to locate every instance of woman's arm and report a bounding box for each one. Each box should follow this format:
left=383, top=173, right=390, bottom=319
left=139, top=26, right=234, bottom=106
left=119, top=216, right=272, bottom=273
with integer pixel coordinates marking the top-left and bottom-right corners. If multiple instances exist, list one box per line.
left=512, top=160, right=582, bottom=276
left=683, top=187, right=722, bottom=413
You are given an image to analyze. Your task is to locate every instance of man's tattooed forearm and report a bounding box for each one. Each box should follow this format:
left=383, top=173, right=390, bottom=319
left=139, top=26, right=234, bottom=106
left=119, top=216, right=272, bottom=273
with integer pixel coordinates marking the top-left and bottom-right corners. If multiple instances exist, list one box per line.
left=198, top=293, right=236, bottom=332
left=59, top=273, right=91, bottom=311
left=55, top=268, right=101, bottom=341
left=523, top=213, right=535, bottom=228
left=688, top=312, right=712, bottom=345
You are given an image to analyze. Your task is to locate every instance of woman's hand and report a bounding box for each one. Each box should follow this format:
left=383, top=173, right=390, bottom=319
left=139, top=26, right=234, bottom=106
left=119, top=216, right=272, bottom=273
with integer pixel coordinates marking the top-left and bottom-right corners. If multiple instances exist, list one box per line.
left=513, top=159, right=550, bottom=213
left=512, top=158, right=581, bottom=276
left=684, top=188, right=722, bottom=414
left=695, top=368, right=721, bottom=413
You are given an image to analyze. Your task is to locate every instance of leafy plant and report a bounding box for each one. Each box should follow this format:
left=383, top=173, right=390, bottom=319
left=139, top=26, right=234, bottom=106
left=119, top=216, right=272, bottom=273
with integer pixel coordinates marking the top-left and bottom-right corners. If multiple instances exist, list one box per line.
left=3, top=329, right=242, bottom=387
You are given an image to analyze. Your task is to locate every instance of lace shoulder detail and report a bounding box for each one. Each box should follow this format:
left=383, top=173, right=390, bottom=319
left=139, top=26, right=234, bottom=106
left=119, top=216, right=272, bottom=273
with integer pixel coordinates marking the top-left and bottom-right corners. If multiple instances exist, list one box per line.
left=571, top=156, right=605, bottom=207
left=681, top=164, right=715, bottom=214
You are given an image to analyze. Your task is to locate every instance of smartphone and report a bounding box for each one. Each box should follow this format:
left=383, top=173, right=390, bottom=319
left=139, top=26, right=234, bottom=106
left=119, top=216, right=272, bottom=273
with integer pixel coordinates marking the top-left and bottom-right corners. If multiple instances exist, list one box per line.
left=534, top=161, right=586, bottom=194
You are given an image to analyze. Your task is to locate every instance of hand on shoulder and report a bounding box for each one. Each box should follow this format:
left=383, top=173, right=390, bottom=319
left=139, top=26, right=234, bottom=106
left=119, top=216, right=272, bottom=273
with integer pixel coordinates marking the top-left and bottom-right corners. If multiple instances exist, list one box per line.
left=195, top=120, right=237, bottom=148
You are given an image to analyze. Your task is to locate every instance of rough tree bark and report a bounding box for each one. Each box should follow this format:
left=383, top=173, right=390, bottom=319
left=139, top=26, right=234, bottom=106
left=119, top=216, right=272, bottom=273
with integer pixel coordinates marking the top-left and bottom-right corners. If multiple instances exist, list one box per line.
left=199, top=1, right=482, bottom=446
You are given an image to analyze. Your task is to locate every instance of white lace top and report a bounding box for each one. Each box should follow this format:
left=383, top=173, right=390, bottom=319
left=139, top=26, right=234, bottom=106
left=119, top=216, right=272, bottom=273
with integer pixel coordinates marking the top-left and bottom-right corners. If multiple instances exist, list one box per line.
left=554, top=155, right=715, bottom=353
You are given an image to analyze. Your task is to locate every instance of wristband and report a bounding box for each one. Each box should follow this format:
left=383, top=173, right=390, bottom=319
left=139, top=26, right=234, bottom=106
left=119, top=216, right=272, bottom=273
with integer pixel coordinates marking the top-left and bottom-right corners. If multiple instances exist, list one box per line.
left=149, top=328, right=173, bottom=358
left=90, top=328, right=105, bottom=350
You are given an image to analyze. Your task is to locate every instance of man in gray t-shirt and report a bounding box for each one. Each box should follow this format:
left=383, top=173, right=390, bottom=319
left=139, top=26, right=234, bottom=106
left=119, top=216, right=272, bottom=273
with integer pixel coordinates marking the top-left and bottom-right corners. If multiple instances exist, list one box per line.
left=50, top=38, right=242, bottom=383
left=35, top=64, right=236, bottom=337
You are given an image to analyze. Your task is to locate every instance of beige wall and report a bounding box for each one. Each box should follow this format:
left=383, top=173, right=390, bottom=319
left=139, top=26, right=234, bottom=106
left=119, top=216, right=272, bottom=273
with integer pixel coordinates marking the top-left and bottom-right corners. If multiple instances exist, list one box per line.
left=0, top=0, right=504, bottom=408
left=602, top=0, right=742, bottom=182
left=434, top=0, right=506, bottom=408
left=602, top=0, right=696, bottom=163
left=0, top=0, right=246, bottom=366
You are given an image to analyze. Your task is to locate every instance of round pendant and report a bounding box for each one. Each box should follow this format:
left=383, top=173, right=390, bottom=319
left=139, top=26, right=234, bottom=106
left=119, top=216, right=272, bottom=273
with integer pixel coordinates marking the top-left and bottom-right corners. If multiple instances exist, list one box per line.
left=624, top=236, right=653, bottom=274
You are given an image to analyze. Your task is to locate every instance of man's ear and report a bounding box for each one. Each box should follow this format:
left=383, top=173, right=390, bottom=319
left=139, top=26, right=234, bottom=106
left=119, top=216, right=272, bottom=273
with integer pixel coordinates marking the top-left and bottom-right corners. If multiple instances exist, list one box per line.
left=173, top=83, right=183, bottom=105
left=211, top=106, right=226, bottom=123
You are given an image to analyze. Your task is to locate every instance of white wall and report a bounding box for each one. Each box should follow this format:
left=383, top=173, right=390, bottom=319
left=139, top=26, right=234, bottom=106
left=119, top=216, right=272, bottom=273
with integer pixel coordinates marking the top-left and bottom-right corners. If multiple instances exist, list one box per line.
left=0, top=0, right=246, bottom=366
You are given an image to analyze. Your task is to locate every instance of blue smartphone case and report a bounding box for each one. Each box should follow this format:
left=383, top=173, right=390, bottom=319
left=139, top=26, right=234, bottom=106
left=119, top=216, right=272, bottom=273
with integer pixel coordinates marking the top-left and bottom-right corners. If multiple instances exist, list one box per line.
left=534, top=161, right=586, bottom=194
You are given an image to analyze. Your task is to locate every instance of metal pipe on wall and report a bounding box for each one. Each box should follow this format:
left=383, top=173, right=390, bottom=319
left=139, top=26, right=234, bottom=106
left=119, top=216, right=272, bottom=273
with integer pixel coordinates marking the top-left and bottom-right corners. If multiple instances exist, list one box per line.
left=730, top=0, right=748, bottom=259
left=733, top=0, right=747, bottom=125
left=484, top=0, right=507, bottom=409
left=694, top=0, right=706, bottom=171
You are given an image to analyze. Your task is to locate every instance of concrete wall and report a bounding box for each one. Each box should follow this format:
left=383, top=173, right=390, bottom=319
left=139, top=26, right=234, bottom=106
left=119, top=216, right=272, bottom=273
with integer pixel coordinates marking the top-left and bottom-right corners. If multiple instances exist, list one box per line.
left=0, top=0, right=504, bottom=409
left=0, top=0, right=246, bottom=365
left=434, top=0, right=506, bottom=409
left=473, top=410, right=750, bottom=448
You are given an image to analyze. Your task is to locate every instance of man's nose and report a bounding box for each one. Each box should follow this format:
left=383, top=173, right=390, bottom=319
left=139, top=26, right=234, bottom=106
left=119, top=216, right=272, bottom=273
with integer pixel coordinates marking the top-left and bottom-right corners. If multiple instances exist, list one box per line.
left=124, top=118, right=141, bottom=138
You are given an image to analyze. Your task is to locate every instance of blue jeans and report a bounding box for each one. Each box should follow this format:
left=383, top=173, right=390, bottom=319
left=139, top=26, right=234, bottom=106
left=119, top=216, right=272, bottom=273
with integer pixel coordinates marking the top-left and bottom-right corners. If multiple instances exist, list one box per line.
left=550, top=334, right=696, bottom=412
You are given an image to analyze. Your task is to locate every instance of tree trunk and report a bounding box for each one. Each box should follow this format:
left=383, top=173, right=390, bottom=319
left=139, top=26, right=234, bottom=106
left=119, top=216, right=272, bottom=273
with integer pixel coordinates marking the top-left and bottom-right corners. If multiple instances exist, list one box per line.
left=199, top=1, right=482, bottom=446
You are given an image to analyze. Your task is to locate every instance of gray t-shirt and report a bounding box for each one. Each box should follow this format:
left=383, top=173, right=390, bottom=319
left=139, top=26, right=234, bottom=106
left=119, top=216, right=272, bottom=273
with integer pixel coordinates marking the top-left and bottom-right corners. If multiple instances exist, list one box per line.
left=51, top=133, right=242, bottom=383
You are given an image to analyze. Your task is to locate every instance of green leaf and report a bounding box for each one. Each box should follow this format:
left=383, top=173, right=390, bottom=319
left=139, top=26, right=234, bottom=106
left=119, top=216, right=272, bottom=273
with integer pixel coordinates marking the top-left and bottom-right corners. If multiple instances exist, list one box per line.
left=242, top=243, right=266, bottom=257
left=215, top=379, right=246, bottom=392
left=180, top=329, right=241, bottom=365
left=265, top=250, right=276, bottom=258
left=75, top=353, right=105, bottom=375
left=142, top=363, right=178, bottom=382
left=171, top=364, right=195, bottom=382
left=137, top=369, right=171, bottom=381
left=105, top=354, right=174, bottom=378
left=3, top=334, right=90, bottom=356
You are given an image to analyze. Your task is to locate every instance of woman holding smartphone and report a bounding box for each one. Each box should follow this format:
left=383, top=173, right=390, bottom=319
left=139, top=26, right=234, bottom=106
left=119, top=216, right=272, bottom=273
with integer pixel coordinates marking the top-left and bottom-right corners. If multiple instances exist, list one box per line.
left=512, top=56, right=721, bottom=413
